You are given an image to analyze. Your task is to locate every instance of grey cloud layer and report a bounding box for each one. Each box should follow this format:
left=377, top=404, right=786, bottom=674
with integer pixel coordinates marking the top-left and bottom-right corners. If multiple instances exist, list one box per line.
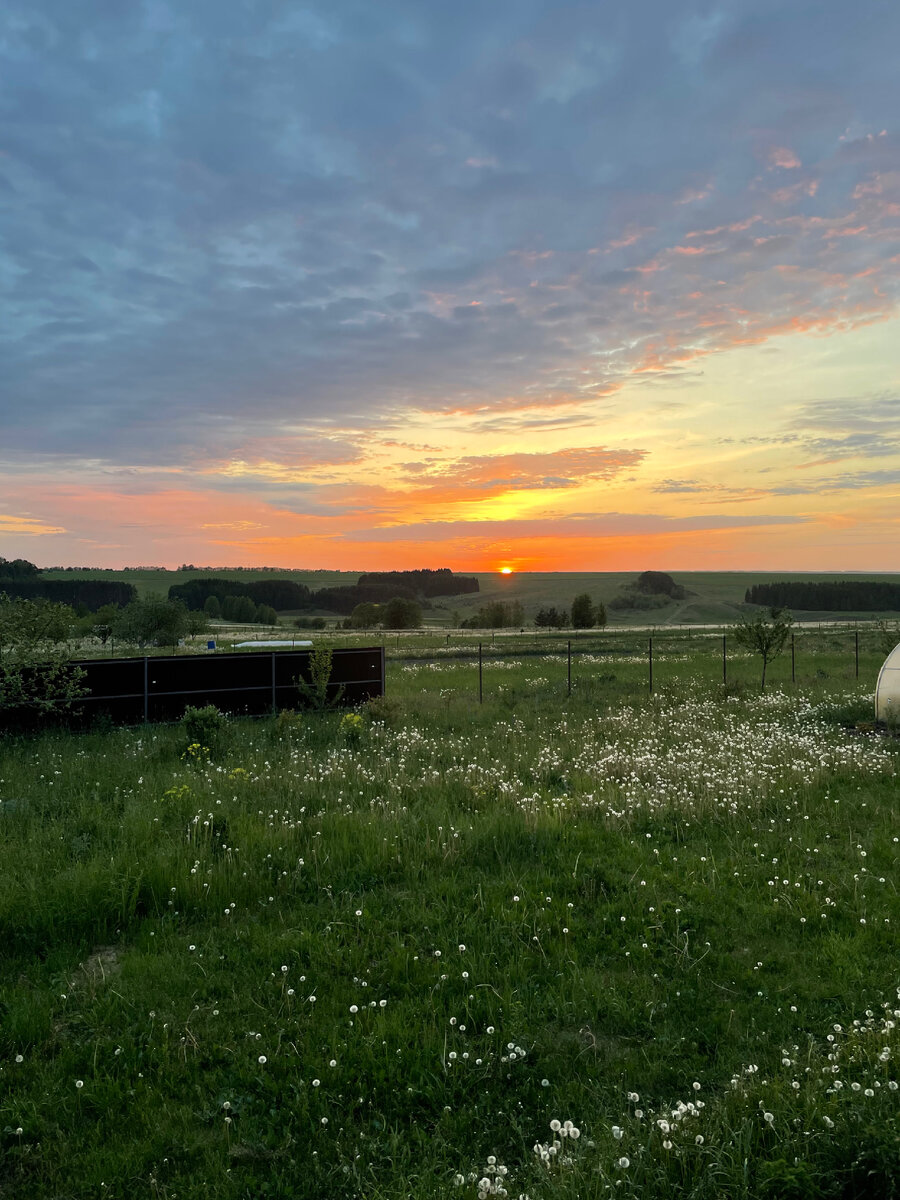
left=2, top=0, right=899, bottom=463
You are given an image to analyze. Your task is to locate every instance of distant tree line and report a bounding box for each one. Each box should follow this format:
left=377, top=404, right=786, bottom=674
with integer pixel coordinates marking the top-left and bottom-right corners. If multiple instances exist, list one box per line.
left=460, top=600, right=524, bottom=629
left=169, top=577, right=312, bottom=612
left=745, top=581, right=900, bottom=612
left=534, top=607, right=569, bottom=629
left=344, top=597, right=424, bottom=630
left=313, top=583, right=418, bottom=615
left=356, top=569, right=479, bottom=598
left=0, top=557, right=41, bottom=580
left=169, top=569, right=478, bottom=618
left=0, top=577, right=136, bottom=611
left=0, top=558, right=137, bottom=612
left=535, top=594, right=607, bottom=629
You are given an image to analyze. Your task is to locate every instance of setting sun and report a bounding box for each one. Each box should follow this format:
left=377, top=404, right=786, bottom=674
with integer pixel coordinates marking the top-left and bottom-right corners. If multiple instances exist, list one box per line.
left=499, top=567, right=513, bottom=574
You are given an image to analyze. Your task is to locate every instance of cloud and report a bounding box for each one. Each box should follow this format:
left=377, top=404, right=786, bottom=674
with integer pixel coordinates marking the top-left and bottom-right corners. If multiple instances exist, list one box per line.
left=768, top=146, right=802, bottom=170
left=0, top=514, right=67, bottom=536
left=1, top=1, right=899, bottom=570
left=396, top=446, right=646, bottom=498
left=348, top=510, right=808, bottom=543
left=653, top=468, right=900, bottom=499
left=1, top=0, right=898, bottom=474
left=788, top=394, right=900, bottom=462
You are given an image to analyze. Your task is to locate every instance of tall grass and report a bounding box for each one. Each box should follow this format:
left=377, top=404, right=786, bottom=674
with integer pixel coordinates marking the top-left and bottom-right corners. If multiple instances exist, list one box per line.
left=0, top=654, right=897, bottom=1198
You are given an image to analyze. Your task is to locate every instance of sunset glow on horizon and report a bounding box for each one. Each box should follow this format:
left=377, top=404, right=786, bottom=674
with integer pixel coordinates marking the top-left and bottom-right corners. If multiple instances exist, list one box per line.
left=1, top=2, right=898, bottom=573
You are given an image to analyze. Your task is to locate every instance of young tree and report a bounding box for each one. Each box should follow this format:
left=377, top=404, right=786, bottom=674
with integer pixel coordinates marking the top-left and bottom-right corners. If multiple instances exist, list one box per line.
left=222, top=595, right=257, bottom=623
left=874, top=620, right=900, bottom=657
left=185, top=609, right=211, bottom=638
left=731, top=607, right=793, bottom=692
left=203, top=594, right=222, bottom=619
left=570, top=594, right=596, bottom=629
left=297, top=644, right=344, bottom=710
left=350, top=602, right=383, bottom=629
left=0, top=594, right=85, bottom=718
left=381, top=597, right=423, bottom=629
left=89, top=603, right=123, bottom=645
left=115, top=597, right=190, bottom=648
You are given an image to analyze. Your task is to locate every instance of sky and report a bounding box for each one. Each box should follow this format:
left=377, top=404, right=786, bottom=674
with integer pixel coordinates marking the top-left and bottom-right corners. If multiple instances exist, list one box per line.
left=1, top=0, right=899, bottom=573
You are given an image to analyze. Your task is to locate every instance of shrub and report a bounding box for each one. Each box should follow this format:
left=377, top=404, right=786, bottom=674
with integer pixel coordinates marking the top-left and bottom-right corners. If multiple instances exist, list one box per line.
left=361, top=694, right=402, bottom=726
left=294, top=617, right=328, bottom=630
left=181, top=704, right=228, bottom=747
left=273, top=708, right=305, bottom=738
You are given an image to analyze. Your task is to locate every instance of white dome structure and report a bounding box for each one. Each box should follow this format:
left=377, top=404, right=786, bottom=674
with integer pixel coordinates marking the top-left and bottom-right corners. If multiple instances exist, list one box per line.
left=875, top=643, right=900, bottom=724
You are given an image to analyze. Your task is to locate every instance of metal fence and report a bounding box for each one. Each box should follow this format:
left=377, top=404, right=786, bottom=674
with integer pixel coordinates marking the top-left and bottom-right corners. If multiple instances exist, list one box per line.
left=375, top=624, right=886, bottom=701
left=5, top=646, right=385, bottom=729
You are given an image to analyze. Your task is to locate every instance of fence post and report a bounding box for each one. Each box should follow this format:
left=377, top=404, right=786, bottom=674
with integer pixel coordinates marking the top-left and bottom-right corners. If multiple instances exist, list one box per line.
left=567, top=639, right=572, bottom=696
left=478, top=642, right=483, bottom=703
left=143, top=656, right=149, bottom=723
left=380, top=643, right=386, bottom=696
left=271, top=651, right=277, bottom=714
left=722, top=633, right=727, bottom=685
left=649, top=637, right=653, bottom=694
left=791, top=634, right=795, bottom=683
left=855, top=628, right=859, bottom=679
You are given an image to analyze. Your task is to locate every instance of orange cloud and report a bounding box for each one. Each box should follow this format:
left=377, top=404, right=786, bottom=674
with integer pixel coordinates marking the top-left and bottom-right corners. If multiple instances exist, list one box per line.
left=396, top=446, right=646, bottom=498
left=0, top=514, right=67, bottom=536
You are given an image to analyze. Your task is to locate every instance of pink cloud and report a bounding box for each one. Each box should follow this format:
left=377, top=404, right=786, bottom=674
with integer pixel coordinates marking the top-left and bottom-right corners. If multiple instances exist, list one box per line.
left=768, top=146, right=802, bottom=169
left=604, top=226, right=655, bottom=250
left=675, top=182, right=713, bottom=204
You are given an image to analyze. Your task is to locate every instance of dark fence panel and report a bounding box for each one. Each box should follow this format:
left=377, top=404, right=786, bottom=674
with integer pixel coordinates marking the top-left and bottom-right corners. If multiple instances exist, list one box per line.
left=2, top=647, right=384, bottom=729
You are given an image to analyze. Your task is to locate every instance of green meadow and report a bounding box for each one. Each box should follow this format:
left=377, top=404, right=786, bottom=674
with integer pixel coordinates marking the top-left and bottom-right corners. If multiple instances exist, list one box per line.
left=0, top=644, right=898, bottom=1199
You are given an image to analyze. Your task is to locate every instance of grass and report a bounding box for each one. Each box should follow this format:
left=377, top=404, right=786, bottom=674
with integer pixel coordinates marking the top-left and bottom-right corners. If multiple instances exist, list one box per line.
left=0, top=650, right=898, bottom=1199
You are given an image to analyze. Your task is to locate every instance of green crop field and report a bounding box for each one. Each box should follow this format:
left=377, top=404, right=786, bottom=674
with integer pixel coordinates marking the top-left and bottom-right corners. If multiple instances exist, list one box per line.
left=1, top=648, right=898, bottom=1199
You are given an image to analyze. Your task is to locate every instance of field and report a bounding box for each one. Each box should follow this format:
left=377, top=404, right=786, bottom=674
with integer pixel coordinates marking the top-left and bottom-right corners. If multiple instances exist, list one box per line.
left=37, top=567, right=900, bottom=626
left=1, top=645, right=898, bottom=1199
